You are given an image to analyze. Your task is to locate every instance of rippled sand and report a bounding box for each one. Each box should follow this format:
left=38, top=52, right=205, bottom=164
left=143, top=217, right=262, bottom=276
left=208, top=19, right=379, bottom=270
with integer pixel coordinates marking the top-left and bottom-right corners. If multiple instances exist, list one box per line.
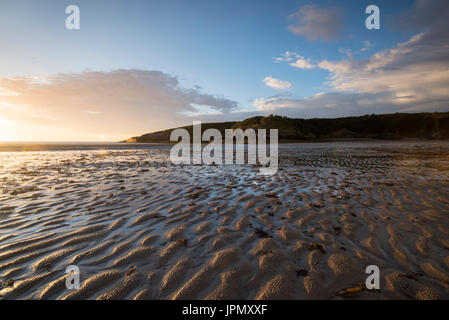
left=1, top=141, right=449, bottom=300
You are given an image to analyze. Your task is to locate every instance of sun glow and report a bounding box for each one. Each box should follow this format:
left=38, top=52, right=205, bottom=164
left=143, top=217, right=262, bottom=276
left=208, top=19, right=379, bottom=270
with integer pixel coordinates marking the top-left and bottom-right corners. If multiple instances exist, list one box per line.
left=0, top=117, right=15, bottom=141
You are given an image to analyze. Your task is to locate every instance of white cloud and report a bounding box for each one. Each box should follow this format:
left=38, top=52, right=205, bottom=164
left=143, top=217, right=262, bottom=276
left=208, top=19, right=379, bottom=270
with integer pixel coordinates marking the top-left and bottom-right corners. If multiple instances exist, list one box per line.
left=272, top=51, right=299, bottom=63
left=317, top=30, right=449, bottom=110
left=262, top=76, right=292, bottom=90
left=0, top=69, right=239, bottom=140
left=273, top=51, right=315, bottom=69
left=254, top=27, right=449, bottom=118
left=252, top=91, right=416, bottom=119
left=316, top=0, right=449, bottom=111
left=253, top=4, right=449, bottom=119
left=290, top=57, right=314, bottom=69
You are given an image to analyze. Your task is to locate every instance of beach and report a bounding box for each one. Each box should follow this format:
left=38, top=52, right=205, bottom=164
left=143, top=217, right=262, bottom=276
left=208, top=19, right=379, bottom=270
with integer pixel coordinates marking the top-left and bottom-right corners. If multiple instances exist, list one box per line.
left=1, top=141, right=449, bottom=300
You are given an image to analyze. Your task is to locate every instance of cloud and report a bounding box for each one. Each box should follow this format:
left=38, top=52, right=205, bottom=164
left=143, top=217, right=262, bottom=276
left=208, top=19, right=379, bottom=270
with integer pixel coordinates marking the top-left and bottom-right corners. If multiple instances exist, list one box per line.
left=290, top=57, right=314, bottom=69
left=252, top=88, right=449, bottom=120
left=338, top=48, right=352, bottom=58
left=253, top=1, right=449, bottom=119
left=0, top=69, right=238, bottom=140
left=395, top=0, right=449, bottom=31
left=288, top=4, right=344, bottom=42
left=262, top=76, right=292, bottom=90
left=317, top=30, right=449, bottom=110
left=272, top=51, right=299, bottom=63
left=337, top=41, right=374, bottom=58
left=360, top=41, right=373, bottom=53
left=252, top=92, right=404, bottom=118
left=273, top=51, right=315, bottom=69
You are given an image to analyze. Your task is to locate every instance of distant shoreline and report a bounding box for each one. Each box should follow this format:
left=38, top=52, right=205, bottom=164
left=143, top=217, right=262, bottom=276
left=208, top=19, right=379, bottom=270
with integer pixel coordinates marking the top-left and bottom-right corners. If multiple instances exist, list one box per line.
left=2, top=138, right=449, bottom=152
left=121, top=137, right=449, bottom=144
left=123, top=112, right=449, bottom=143
left=123, top=136, right=449, bottom=144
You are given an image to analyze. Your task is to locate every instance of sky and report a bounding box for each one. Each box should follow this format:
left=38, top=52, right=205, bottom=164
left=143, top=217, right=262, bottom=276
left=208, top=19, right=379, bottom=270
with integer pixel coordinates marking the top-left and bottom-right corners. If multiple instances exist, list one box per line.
left=0, top=0, right=448, bottom=141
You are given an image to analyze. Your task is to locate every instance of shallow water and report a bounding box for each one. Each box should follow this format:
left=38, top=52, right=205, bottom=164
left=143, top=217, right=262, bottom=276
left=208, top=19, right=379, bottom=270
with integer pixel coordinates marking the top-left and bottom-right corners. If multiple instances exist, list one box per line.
left=1, top=141, right=449, bottom=299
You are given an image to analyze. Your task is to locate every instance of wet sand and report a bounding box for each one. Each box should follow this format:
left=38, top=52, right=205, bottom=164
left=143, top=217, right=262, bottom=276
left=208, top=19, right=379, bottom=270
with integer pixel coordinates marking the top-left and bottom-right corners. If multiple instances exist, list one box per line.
left=1, top=141, right=449, bottom=300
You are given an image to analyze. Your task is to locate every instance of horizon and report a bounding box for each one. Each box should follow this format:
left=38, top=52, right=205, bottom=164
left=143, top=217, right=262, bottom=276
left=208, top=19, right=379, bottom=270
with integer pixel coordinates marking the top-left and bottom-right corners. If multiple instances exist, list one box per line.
left=0, top=110, right=446, bottom=143
left=1, top=0, right=449, bottom=141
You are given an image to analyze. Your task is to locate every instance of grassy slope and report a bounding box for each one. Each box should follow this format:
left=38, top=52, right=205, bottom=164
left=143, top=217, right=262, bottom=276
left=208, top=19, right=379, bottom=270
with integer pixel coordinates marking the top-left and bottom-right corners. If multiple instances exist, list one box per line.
left=124, top=112, right=449, bottom=142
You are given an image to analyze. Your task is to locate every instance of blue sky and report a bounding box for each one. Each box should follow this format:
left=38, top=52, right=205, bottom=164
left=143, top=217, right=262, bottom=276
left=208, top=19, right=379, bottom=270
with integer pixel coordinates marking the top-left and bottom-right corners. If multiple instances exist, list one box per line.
left=0, top=0, right=448, bottom=141
left=0, top=0, right=414, bottom=101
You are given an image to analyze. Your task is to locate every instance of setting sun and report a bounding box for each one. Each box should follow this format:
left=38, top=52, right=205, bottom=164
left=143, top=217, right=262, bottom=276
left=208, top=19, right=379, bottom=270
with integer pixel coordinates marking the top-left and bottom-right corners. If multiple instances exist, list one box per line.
left=0, top=117, right=14, bottom=141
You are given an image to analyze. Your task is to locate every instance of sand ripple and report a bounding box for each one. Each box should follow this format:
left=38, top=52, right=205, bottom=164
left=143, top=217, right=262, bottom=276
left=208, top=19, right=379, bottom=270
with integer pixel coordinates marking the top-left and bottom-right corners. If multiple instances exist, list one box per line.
left=1, top=142, right=449, bottom=299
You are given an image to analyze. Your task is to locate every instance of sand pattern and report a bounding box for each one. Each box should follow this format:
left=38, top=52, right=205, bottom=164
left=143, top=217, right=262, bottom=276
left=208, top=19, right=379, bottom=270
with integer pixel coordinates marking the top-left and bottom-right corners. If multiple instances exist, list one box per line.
left=1, top=142, right=449, bottom=300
